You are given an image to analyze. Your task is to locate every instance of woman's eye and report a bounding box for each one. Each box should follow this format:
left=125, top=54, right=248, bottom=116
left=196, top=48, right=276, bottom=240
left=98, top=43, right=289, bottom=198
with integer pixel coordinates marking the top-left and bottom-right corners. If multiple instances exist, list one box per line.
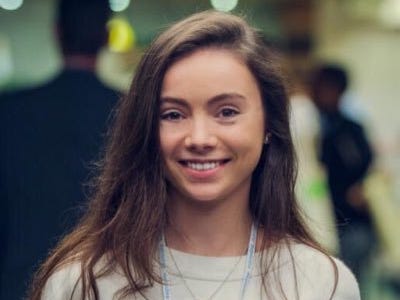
left=219, top=108, right=239, bottom=118
left=160, top=111, right=183, bottom=121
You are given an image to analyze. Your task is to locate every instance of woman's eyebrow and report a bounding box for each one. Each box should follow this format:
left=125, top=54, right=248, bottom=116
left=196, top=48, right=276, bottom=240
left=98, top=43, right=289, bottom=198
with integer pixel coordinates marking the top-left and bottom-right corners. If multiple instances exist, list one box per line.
left=160, top=97, right=188, bottom=108
left=161, top=93, right=246, bottom=106
left=207, top=93, right=246, bottom=105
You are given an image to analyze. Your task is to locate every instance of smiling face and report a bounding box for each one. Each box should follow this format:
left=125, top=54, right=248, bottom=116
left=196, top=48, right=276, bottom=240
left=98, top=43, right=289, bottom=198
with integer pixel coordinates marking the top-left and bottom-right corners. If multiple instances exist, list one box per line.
left=159, top=48, right=265, bottom=206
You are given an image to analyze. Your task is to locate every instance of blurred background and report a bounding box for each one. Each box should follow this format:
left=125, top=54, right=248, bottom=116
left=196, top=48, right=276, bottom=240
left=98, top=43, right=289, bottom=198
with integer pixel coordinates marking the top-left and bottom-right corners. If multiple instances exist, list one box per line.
left=0, top=0, right=399, bottom=299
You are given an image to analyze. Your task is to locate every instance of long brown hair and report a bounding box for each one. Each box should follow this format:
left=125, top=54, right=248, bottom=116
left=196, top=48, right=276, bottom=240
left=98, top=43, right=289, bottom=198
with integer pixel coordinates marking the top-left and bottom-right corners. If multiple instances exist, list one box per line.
left=30, top=10, right=337, bottom=300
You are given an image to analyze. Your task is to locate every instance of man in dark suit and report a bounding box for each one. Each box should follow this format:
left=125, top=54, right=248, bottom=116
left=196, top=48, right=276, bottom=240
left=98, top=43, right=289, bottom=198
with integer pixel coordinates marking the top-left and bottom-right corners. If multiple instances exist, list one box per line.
left=0, top=1, right=119, bottom=298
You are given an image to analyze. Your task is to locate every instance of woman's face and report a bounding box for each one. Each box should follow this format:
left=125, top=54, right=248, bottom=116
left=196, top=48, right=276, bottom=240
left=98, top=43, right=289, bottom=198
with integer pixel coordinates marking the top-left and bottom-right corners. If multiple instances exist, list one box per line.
left=159, top=48, right=265, bottom=204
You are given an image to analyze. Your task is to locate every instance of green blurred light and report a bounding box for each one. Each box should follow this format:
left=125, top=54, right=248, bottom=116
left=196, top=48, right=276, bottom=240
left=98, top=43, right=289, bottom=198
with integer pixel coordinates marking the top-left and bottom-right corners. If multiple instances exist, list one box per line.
left=109, top=0, right=130, bottom=12
left=0, top=0, right=23, bottom=10
left=210, top=0, right=238, bottom=12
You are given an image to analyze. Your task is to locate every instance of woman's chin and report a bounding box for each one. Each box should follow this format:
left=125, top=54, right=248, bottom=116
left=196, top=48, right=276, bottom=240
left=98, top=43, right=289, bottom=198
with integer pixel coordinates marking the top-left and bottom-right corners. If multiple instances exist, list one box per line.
left=180, top=191, right=224, bottom=205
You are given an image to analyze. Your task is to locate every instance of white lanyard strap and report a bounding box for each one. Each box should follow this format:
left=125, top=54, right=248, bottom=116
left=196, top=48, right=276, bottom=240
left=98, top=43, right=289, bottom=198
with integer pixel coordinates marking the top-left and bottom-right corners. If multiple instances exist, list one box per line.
left=239, top=221, right=257, bottom=299
left=159, top=222, right=258, bottom=300
left=159, top=238, right=172, bottom=300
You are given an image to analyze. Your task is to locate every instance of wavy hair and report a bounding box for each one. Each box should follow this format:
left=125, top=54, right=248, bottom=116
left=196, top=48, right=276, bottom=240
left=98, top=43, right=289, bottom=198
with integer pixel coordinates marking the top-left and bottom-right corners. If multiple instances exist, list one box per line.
left=30, top=10, right=337, bottom=300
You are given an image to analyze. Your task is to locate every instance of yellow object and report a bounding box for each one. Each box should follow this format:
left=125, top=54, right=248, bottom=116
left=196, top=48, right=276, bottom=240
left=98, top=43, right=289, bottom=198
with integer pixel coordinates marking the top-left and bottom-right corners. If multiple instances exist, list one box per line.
left=107, top=17, right=136, bottom=53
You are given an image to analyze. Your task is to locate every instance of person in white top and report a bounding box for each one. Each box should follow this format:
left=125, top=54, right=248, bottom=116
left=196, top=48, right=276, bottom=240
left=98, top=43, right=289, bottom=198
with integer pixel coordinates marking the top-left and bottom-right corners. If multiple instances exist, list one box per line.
left=29, top=11, right=360, bottom=300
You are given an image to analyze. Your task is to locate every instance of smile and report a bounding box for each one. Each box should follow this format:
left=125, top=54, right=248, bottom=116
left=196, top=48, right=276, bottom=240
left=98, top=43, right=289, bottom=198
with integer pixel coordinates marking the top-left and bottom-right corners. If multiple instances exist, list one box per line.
left=179, top=160, right=229, bottom=171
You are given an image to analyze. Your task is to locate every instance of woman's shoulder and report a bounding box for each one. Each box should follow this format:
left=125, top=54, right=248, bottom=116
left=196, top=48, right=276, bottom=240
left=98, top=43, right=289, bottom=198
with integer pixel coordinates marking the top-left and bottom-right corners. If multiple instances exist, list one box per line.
left=41, top=261, right=83, bottom=300
left=277, top=241, right=361, bottom=300
left=41, top=256, right=127, bottom=300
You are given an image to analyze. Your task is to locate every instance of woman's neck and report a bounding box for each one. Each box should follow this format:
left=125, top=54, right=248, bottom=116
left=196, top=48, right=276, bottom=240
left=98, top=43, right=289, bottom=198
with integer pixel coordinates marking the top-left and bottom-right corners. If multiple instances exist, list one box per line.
left=165, top=194, right=253, bottom=257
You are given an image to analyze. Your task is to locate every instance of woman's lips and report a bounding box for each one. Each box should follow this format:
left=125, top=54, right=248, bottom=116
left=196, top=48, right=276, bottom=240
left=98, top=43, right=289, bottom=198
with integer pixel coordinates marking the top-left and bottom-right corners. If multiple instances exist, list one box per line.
left=178, top=159, right=230, bottom=179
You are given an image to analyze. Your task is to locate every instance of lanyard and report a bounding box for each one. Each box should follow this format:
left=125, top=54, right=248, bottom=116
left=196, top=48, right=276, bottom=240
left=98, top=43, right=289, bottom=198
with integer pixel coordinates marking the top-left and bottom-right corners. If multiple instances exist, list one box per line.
left=159, top=222, right=258, bottom=300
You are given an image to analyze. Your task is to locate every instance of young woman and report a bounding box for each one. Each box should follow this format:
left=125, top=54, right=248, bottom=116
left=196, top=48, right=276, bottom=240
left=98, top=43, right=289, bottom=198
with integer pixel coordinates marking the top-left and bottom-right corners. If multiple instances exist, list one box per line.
left=30, top=11, right=360, bottom=300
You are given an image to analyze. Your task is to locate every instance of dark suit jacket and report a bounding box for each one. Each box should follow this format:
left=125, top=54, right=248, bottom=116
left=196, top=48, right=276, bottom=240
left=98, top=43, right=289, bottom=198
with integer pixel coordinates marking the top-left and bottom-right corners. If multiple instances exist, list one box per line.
left=0, top=69, right=119, bottom=299
left=319, top=112, right=374, bottom=226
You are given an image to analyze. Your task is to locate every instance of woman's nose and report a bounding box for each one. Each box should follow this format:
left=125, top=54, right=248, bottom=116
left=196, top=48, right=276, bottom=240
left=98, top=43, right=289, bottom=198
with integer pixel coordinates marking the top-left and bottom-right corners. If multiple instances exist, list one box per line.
left=184, top=118, right=217, bottom=152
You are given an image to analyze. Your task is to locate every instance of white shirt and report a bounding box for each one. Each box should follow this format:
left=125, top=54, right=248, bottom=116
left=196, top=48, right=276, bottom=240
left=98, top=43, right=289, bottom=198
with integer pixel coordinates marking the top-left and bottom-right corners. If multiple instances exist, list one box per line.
left=42, top=242, right=360, bottom=300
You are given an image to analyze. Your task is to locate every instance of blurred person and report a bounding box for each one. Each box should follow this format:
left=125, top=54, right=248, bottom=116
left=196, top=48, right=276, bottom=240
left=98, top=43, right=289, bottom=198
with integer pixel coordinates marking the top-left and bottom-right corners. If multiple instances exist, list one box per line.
left=29, top=11, right=359, bottom=300
left=282, top=55, right=338, bottom=254
left=290, top=90, right=338, bottom=254
left=311, top=64, right=375, bottom=284
left=0, top=0, right=118, bottom=298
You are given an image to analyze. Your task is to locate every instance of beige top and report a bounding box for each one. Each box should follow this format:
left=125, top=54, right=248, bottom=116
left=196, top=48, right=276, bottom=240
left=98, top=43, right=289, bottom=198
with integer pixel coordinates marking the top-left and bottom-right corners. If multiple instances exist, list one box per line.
left=42, top=242, right=360, bottom=300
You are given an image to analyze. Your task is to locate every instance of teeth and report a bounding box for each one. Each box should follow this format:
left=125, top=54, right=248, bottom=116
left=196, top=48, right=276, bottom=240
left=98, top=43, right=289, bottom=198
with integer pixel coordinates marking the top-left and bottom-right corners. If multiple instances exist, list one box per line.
left=187, top=161, right=220, bottom=171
